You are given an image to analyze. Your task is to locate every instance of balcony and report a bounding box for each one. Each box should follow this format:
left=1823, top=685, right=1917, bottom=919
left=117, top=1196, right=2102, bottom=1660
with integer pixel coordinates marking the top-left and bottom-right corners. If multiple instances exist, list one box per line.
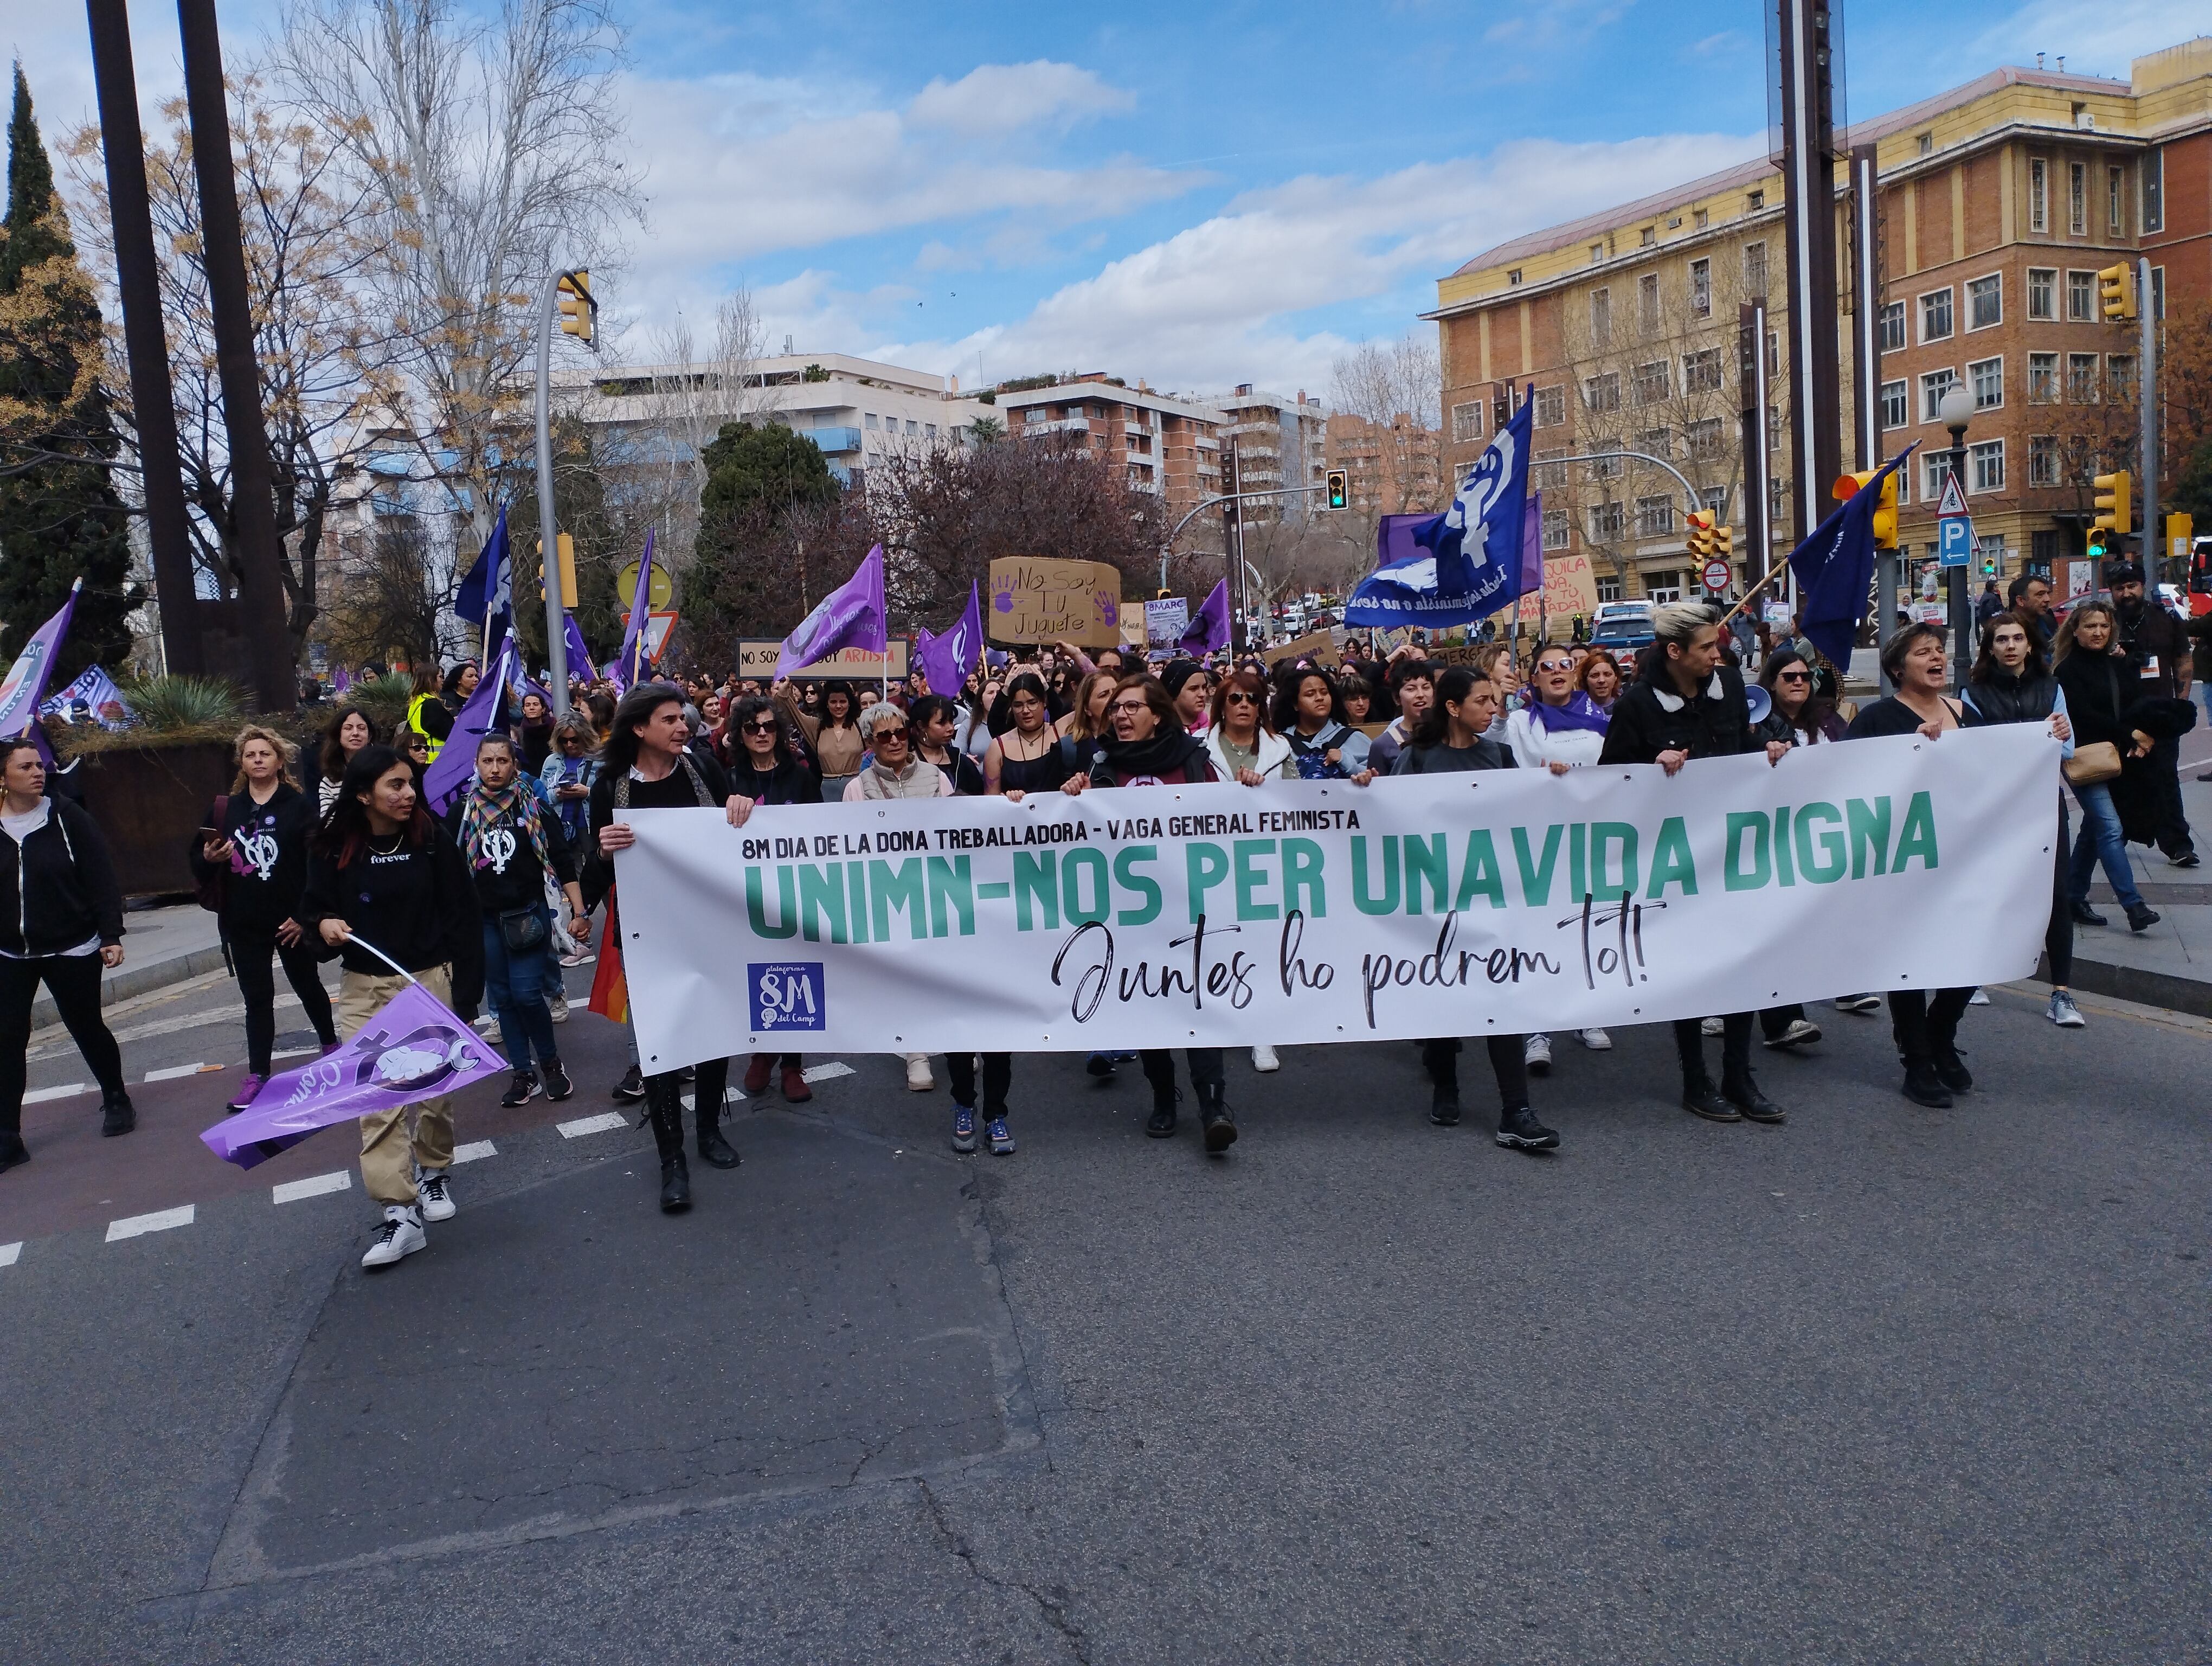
left=799, top=426, right=862, bottom=454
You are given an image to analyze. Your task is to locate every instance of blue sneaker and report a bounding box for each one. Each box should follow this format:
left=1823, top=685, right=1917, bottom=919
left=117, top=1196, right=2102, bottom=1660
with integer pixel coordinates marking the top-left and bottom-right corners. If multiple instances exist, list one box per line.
left=986, top=1116, right=1015, bottom=1155
left=951, top=1104, right=978, bottom=1154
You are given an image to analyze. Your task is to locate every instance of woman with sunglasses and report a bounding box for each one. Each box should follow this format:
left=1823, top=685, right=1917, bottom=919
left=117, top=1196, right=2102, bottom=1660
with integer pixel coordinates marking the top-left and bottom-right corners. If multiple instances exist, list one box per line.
left=1203, top=666, right=1293, bottom=785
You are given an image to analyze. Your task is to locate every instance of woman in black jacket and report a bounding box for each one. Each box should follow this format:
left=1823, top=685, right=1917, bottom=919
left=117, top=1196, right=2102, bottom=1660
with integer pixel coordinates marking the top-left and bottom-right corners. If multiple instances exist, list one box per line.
left=0, top=737, right=132, bottom=1170
left=2052, top=601, right=2162, bottom=934
left=298, top=745, right=484, bottom=1270
left=191, top=725, right=340, bottom=1114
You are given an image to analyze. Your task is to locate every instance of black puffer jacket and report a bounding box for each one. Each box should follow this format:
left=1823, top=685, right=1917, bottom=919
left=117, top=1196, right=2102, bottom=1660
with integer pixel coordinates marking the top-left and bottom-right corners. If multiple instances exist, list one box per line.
left=1598, top=662, right=1753, bottom=765
left=0, top=797, right=125, bottom=956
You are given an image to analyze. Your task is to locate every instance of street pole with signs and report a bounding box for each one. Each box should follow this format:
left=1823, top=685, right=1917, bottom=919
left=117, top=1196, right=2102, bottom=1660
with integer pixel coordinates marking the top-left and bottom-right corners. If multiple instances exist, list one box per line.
left=1938, top=382, right=1975, bottom=690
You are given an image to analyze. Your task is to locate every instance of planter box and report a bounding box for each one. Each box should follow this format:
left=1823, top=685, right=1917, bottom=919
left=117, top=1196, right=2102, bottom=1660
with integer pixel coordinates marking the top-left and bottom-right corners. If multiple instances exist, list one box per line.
left=70, top=742, right=234, bottom=899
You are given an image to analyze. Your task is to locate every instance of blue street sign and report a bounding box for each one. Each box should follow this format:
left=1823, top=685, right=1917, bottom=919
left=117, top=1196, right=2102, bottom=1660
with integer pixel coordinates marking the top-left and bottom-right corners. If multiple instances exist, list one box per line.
left=1938, top=516, right=1976, bottom=567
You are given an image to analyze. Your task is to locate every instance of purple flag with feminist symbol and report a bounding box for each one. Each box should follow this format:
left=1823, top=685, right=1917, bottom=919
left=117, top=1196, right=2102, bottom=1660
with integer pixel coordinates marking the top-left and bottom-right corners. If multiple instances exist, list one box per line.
left=1178, top=579, right=1231, bottom=655
left=0, top=578, right=82, bottom=742
left=775, top=544, right=887, bottom=681
left=916, top=581, right=982, bottom=697
left=200, top=979, right=506, bottom=1170
left=422, top=631, right=517, bottom=816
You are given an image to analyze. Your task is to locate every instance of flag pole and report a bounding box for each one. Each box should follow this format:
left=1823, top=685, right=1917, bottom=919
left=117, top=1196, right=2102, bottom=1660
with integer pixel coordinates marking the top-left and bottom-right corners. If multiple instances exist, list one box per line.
left=330, top=930, right=421, bottom=986
left=1718, top=553, right=1795, bottom=629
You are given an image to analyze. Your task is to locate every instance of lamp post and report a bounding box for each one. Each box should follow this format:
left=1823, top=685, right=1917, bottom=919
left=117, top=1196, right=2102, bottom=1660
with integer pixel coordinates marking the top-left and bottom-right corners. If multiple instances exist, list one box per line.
left=1938, top=382, right=1973, bottom=690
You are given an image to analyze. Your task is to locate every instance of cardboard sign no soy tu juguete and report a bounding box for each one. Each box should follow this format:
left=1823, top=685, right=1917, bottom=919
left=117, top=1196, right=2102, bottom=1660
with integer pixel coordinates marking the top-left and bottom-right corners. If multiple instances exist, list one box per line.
left=988, top=557, right=1123, bottom=648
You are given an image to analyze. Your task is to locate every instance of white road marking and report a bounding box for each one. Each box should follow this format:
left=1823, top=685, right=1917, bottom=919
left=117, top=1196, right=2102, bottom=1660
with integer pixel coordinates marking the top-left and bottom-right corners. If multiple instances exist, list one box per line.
left=23, top=1083, right=87, bottom=1105
left=801, top=1062, right=855, bottom=1084
left=677, top=1089, right=742, bottom=1110
left=272, top=1171, right=351, bottom=1204
left=268, top=1047, right=319, bottom=1062
left=556, top=1112, right=627, bottom=1139
left=451, top=1140, right=497, bottom=1164
left=106, top=1204, right=195, bottom=1242
left=0, top=1242, right=20, bottom=1268
left=144, top=1063, right=218, bottom=1083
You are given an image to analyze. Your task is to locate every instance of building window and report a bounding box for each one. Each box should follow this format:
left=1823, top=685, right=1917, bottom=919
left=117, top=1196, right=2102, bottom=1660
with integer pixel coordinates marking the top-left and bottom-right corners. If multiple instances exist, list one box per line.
left=1636, top=495, right=1675, bottom=537
left=1583, top=373, right=1621, bottom=414
left=2029, top=158, right=2048, bottom=232
left=1533, top=448, right=1568, bottom=489
left=1879, top=301, right=1906, bottom=354
left=1639, top=226, right=1656, bottom=247
left=1690, top=258, right=1711, bottom=318
left=1507, top=268, right=1523, bottom=285
left=1916, top=131, right=1933, bottom=157
left=1638, top=427, right=1671, bottom=461
left=1968, top=274, right=2002, bottom=330
left=1744, top=241, right=1767, bottom=296
left=2108, top=165, right=2125, bottom=235
left=1590, top=443, right=1624, bottom=481
left=1879, top=379, right=1907, bottom=430
left=1590, top=287, right=1611, bottom=345
left=1767, top=407, right=1782, bottom=452
left=1588, top=501, right=1624, bottom=541
left=1924, top=453, right=1953, bottom=503
left=1638, top=272, right=1660, bottom=333
left=1746, top=190, right=1765, bottom=211
left=2067, top=353, right=2101, bottom=402
left=1451, top=401, right=1484, bottom=443
left=1920, top=368, right=1958, bottom=422
left=2031, top=529, right=2059, bottom=569
left=2107, top=354, right=2137, bottom=402
left=1702, top=486, right=1729, bottom=522
left=1687, top=418, right=1725, bottom=460
left=1542, top=509, right=1570, bottom=550
left=1767, top=330, right=1780, bottom=379
left=2028, top=268, right=2056, bottom=319
left=1920, top=287, right=1953, bottom=342
left=1590, top=242, right=1605, bottom=264
left=2028, top=353, right=2059, bottom=402
left=2144, top=146, right=2164, bottom=232
left=1534, top=386, right=1566, bottom=427
left=1694, top=208, right=1709, bottom=230
left=2153, top=265, right=2166, bottom=321
left=1645, top=569, right=1684, bottom=603
left=1970, top=439, right=2005, bottom=494
left=1024, top=407, right=1046, bottom=424
left=906, top=419, right=920, bottom=435
left=2068, top=161, right=2086, bottom=235
left=2067, top=270, right=2095, bottom=321
left=2029, top=435, right=2060, bottom=486
left=925, top=422, right=937, bottom=439
left=1682, top=348, right=1722, bottom=392
left=1630, top=361, right=1670, bottom=407
left=1596, top=575, right=1623, bottom=603
left=864, top=412, right=879, bottom=430
left=1969, top=356, right=2003, bottom=411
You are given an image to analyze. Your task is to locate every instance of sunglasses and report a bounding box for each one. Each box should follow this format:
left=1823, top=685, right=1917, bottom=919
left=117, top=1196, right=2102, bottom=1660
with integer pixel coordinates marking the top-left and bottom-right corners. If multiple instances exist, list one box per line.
left=741, top=719, right=778, bottom=735
left=876, top=727, right=912, bottom=742
left=1774, top=670, right=1812, bottom=683
left=1224, top=690, right=1259, bottom=705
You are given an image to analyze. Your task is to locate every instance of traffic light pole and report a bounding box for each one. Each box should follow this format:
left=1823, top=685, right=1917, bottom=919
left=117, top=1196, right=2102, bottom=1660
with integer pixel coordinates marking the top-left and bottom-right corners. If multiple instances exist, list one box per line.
left=2139, top=254, right=2159, bottom=579
left=1157, top=481, right=1338, bottom=594
left=535, top=265, right=570, bottom=721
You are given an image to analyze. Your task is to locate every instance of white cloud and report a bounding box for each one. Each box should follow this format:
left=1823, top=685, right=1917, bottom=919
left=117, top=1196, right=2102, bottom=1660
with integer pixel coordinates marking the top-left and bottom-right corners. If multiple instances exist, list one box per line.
left=906, top=61, right=1134, bottom=136
left=1967, top=0, right=2207, bottom=79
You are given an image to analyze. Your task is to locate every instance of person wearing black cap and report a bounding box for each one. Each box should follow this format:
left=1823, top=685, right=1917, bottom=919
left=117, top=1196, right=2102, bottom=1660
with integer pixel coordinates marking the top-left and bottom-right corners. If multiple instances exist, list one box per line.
left=2106, top=561, right=2197, bottom=868
left=1160, top=661, right=1213, bottom=735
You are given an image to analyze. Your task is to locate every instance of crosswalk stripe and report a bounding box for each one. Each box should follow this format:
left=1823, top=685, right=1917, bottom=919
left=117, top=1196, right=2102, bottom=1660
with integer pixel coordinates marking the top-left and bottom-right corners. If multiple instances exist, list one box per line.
left=801, top=1062, right=856, bottom=1083
left=0, top=1242, right=20, bottom=1268
left=451, top=1140, right=498, bottom=1164
left=556, top=1111, right=627, bottom=1139
left=271, top=1171, right=350, bottom=1205
left=23, top=1083, right=87, bottom=1105
left=144, top=1063, right=220, bottom=1083
left=106, top=1204, right=195, bottom=1242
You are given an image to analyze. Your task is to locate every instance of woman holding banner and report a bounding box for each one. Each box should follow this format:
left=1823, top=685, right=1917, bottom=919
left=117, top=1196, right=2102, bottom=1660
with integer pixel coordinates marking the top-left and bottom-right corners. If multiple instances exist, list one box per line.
left=1387, top=665, right=1559, bottom=1152
left=299, top=745, right=484, bottom=1268
left=1203, top=668, right=1292, bottom=785
left=1062, top=675, right=1237, bottom=1154
left=1275, top=668, right=1372, bottom=781
left=985, top=674, right=1072, bottom=802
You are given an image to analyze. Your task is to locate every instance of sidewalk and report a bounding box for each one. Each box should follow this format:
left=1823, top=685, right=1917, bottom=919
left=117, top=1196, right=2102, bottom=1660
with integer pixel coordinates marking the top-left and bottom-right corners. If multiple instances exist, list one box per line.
left=31, top=902, right=228, bottom=1030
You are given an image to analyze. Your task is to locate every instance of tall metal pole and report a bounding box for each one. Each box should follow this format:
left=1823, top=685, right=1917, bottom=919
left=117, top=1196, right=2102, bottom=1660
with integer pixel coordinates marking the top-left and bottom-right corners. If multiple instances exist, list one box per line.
left=176, top=0, right=295, bottom=711
left=1774, top=0, right=1844, bottom=562
left=535, top=267, right=570, bottom=720
left=1947, top=424, right=1970, bottom=691
left=1850, top=142, right=1896, bottom=688
left=2138, top=254, right=2159, bottom=578
left=84, top=0, right=202, bottom=676
left=1739, top=301, right=1773, bottom=608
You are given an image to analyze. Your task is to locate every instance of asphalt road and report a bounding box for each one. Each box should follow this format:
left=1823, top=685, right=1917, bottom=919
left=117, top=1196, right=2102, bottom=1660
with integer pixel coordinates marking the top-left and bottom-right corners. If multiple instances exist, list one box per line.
left=2, top=959, right=2207, bottom=1664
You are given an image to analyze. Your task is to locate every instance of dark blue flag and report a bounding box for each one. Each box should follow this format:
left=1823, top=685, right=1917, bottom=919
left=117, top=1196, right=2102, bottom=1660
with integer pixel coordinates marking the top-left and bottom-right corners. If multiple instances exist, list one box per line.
left=1785, top=443, right=1918, bottom=672
left=456, top=504, right=511, bottom=640
left=1345, top=390, right=1533, bottom=629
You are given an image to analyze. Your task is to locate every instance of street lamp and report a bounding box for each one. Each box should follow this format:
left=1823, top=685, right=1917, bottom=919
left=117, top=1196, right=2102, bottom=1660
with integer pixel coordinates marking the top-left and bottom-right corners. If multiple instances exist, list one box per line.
left=1938, top=382, right=1974, bottom=690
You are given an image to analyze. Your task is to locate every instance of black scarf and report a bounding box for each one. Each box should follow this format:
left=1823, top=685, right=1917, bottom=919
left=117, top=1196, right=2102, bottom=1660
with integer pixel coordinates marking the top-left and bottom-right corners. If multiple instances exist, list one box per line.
left=1098, top=726, right=1210, bottom=779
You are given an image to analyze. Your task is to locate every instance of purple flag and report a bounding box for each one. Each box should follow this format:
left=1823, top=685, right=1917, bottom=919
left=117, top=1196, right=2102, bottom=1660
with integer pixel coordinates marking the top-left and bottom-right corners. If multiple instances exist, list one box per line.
left=1375, top=515, right=1429, bottom=570
left=1177, top=579, right=1230, bottom=655
left=563, top=614, right=594, bottom=687
left=1520, top=490, right=1544, bottom=597
left=0, top=578, right=82, bottom=740
left=422, top=632, right=516, bottom=816
left=619, top=528, right=657, bottom=684
left=201, top=979, right=506, bottom=1170
left=916, top=581, right=982, bottom=697
left=331, top=664, right=352, bottom=696
left=775, top=544, right=887, bottom=681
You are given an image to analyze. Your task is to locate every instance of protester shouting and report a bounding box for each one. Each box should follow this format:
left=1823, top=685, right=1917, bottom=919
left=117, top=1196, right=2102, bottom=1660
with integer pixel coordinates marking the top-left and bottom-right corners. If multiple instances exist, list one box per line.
left=298, top=745, right=484, bottom=1267
left=192, top=726, right=339, bottom=1112
left=1367, top=657, right=1437, bottom=774
left=447, top=733, right=589, bottom=1108
left=1388, top=665, right=1559, bottom=1152
left=590, top=683, right=748, bottom=1212
left=0, top=737, right=131, bottom=1171
left=1062, top=675, right=1236, bottom=1153
left=1598, top=602, right=1789, bottom=1125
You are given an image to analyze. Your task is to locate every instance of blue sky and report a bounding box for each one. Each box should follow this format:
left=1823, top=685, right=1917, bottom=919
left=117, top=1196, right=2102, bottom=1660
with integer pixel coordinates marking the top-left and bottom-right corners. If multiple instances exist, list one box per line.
left=15, top=0, right=2207, bottom=395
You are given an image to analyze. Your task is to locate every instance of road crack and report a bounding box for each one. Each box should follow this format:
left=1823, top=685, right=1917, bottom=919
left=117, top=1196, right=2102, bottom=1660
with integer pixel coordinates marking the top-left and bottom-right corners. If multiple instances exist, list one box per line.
left=917, top=1477, right=1089, bottom=1663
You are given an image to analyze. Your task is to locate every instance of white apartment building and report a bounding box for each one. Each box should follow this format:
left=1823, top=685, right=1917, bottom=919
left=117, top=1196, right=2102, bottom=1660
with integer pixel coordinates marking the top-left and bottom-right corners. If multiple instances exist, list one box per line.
left=1198, top=386, right=1330, bottom=526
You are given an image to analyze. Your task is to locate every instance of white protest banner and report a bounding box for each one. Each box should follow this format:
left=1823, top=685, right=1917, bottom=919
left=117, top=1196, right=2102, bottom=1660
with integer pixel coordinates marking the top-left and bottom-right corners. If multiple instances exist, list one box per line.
left=614, top=728, right=2056, bottom=1068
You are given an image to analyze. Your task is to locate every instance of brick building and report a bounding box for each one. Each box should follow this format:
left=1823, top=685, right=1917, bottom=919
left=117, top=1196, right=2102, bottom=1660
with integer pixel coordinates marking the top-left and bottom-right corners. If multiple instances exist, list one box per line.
left=1323, top=412, right=1442, bottom=516
left=1199, top=386, right=1330, bottom=527
left=1425, top=39, right=2212, bottom=606
left=994, top=374, right=1224, bottom=524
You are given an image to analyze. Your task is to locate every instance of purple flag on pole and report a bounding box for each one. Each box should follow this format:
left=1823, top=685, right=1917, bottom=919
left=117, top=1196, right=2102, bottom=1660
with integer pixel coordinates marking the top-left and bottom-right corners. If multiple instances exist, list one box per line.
left=201, top=979, right=506, bottom=1170
left=774, top=544, right=887, bottom=681
left=331, top=664, right=352, bottom=696
left=916, top=581, right=982, bottom=697
left=1375, top=515, right=1429, bottom=571
left=422, top=632, right=516, bottom=816
left=618, top=528, right=656, bottom=685
left=0, top=578, right=82, bottom=740
left=563, top=614, right=594, bottom=689
left=1177, top=579, right=1230, bottom=655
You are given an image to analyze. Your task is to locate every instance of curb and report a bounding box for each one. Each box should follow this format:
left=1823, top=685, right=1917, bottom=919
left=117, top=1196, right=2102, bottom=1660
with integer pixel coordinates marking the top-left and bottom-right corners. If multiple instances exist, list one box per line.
left=30, top=944, right=232, bottom=1031
left=2037, top=952, right=2212, bottom=1021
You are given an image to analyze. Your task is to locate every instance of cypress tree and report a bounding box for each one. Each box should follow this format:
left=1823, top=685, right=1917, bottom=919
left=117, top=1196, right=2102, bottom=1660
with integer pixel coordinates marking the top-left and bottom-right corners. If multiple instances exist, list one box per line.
left=0, top=62, right=139, bottom=679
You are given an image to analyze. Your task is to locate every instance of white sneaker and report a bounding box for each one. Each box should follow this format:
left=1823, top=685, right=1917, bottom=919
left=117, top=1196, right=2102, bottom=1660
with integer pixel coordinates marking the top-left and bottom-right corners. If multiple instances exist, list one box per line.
left=549, top=990, right=570, bottom=1023
left=1523, top=1033, right=1552, bottom=1074
left=1577, top=1028, right=1611, bottom=1051
left=1700, top=1016, right=1725, bottom=1037
left=416, top=1168, right=456, bottom=1222
left=905, top=1053, right=935, bottom=1091
left=361, top=1204, right=425, bottom=1268
left=2047, top=990, right=2086, bottom=1028
left=1251, top=1045, right=1280, bottom=1072
left=1967, top=988, right=1990, bottom=1006
left=1763, top=1017, right=1822, bottom=1050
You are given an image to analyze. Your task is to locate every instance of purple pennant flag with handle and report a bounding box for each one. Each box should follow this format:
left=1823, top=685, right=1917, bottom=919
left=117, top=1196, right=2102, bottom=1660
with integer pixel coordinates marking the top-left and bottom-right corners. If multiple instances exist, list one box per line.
left=421, top=632, right=516, bottom=816
left=201, top=978, right=506, bottom=1170
left=563, top=614, right=594, bottom=689
left=618, top=527, right=656, bottom=686
left=0, top=578, right=82, bottom=741
left=1177, top=579, right=1230, bottom=656
left=775, top=544, right=887, bottom=681
left=916, top=581, right=982, bottom=697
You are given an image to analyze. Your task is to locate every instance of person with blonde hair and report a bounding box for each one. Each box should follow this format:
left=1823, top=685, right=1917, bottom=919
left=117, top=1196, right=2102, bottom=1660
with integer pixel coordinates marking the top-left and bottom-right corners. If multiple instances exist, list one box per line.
left=191, top=725, right=340, bottom=1112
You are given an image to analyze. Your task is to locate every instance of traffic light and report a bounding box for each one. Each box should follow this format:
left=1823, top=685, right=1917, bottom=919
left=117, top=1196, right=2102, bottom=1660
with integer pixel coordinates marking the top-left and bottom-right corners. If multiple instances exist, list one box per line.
left=537, top=533, right=577, bottom=603
left=1684, top=509, right=1715, bottom=557
left=1833, top=469, right=1900, bottom=549
left=2097, top=262, right=2136, bottom=322
left=557, top=270, right=596, bottom=346
left=2092, top=469, right=2132, bottom=543
left=1323, top=469, right=1348, bottom=510
left=1714, top=522, right=1734, bottom=561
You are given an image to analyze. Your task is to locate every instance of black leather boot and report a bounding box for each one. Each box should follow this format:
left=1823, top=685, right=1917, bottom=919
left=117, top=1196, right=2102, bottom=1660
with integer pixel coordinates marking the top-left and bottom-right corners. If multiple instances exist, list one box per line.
left=99, top=1091, right=135, bottom=1137
left=645, top=1087, right=691, bottom=1212
left=1146, top=1083, right=1179, bottom=1137
left=695, top=1101, right=741, bottom=1169
left=1196, top=1083, right=1237, bottom=1154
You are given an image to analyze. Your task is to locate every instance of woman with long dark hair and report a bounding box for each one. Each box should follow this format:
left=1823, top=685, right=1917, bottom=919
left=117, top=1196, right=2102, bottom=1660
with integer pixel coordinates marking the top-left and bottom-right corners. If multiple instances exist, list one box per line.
left=317, top=704, right=375, bottom=815
left=298, top=745, right=483, bottom=1267
left=1203, top=665, right=1292, bottom=784
left=1274, top=667, right=1371, bottom=780
left=193, top=725, right=340, bottom=1113
left=2053, top=600, right=2159, bottom=934
left=985, top=673, right=1072, bottom=800
left=777, top=678, right=864, bottom=798
left=517, top=689, right=556, bottom=775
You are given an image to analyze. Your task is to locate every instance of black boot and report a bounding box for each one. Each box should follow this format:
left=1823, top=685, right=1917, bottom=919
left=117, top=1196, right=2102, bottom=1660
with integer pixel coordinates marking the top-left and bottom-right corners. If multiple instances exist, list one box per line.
left=1196, top=1083, right=1237, bottom=1154
left=1680, top=1077, right=1741, bottom=1122
left=100, top=1091, right=135, bottom=1137
left=0, top=1131, right=27, bottom=1174
left=1146, top=1083, right=1179, bottom=1138
left=646, top=1089, right=691, bottom=1212
left=695, top=1101, right=741, bottom=1169
left=1901, top=1059, right=1953, bottom=1108
left=1429, top=1080, right=1462, bottom=1126
left=1722, top=1075, right=1786, bottom=1124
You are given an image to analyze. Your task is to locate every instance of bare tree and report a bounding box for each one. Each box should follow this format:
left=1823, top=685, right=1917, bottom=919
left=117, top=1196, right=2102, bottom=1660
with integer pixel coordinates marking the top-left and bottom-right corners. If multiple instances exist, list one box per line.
left=318, top=510, right=446, bottom=670
left=268, top=0, right=644, bottom=544
left=1327, top=334, right=1444, bottom=565
left=627, top=289, right=767, bottom=567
